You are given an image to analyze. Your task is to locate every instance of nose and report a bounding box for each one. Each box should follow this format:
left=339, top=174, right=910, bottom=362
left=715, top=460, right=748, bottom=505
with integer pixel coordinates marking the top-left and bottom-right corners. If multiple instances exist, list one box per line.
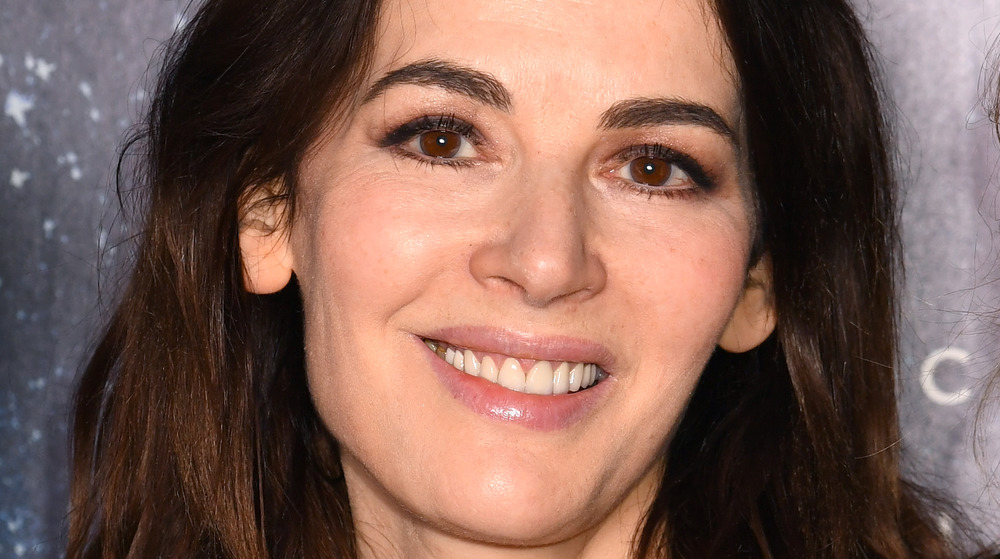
left=468, top=168, right=607, bottom=308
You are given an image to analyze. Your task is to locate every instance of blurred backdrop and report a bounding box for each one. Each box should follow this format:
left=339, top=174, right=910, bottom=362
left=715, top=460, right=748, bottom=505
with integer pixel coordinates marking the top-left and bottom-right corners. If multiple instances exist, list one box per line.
left=1, top=0, right=999, bottom=556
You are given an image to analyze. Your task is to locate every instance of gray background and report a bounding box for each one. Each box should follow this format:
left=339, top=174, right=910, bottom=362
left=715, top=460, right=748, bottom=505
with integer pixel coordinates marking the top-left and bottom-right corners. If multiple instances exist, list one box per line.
left=1, top=0, right=999, bottom=556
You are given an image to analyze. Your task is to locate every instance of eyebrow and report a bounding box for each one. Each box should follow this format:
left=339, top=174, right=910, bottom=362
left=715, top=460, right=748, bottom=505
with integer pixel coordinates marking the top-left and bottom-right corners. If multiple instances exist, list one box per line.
left=363, top=59, right=512, bottom=112
left=364, top=61, right=736, bottom=144
left=599, top=98, right=737, bottom=145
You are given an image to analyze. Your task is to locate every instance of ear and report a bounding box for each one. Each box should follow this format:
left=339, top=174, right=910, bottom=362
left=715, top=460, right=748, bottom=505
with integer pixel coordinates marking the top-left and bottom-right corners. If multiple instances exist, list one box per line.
left=238, top=185, right=294, bottom=294
left=718, top=254, right=776, bottom=353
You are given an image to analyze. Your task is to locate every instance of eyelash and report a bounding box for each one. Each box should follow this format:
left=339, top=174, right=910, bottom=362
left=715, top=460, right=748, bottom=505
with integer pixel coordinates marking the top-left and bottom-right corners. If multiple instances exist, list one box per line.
left=378, top=115, right=716, bottom=196
left=378, top=115, right=482, bottom=168
left=610, top=144, right=716, bottom=197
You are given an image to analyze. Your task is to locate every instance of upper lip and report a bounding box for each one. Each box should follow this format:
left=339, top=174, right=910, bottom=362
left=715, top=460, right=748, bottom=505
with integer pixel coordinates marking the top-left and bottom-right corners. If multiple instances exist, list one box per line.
left=419, top=326, right=616, bottom=373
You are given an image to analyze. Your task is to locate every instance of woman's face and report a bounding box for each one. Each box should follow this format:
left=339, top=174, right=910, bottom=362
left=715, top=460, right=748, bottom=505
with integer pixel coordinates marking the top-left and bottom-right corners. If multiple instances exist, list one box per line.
left=243, top=0, right=773, bottom=554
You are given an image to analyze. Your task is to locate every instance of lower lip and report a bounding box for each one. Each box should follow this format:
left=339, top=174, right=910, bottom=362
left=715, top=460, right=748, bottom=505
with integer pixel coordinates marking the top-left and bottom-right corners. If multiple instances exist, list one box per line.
left=420, top=338, right=611, bottom=431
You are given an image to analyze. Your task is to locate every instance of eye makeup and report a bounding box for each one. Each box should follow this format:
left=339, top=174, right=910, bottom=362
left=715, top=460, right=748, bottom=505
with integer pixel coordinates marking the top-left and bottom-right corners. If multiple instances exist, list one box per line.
left=374, top=108, right=726, bottom=200
left=606, top=143, right=719, bottom=197
left=377, top=114, right=485, bottom=167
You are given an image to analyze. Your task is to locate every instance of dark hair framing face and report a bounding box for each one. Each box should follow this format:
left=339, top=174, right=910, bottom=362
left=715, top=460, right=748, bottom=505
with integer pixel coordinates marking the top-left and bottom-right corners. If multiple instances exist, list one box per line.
left=650, top=2, right=919, bottom=556
left=68, top=0, right=969, bottom=557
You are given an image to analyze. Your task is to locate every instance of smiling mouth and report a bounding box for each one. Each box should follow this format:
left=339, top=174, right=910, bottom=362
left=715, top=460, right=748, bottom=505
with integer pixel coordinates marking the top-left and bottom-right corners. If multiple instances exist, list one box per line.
left=423, top=339, right=605, bottom=395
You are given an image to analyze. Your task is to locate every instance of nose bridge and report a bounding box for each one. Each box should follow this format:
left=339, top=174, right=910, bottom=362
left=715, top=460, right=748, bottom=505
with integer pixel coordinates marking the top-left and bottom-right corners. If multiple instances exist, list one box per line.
left=513, top=164, right=584, bottom=261
left=469, top=159, right=607, bottom=307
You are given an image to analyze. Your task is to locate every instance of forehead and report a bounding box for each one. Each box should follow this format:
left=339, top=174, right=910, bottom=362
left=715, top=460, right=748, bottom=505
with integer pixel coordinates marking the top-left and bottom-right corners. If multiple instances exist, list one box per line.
left=370, top=0, right=739, bottom=120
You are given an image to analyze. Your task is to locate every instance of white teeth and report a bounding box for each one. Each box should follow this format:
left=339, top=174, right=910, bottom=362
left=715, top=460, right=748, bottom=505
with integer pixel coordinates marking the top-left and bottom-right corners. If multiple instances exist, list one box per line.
left=568, top=362, right=584, bottom=392
left=463, top=349, right=480, bottom=377
left=525, top=361, right=554, bottom=395
left=425, top=339, right=603, bottom=394
left=481, top=356, right=500, bottom=383
left=463, top=349, right=479, bottom=377
left=498, top=358, right=526, bottom=392
left=552, top=362, right=570, bottom=395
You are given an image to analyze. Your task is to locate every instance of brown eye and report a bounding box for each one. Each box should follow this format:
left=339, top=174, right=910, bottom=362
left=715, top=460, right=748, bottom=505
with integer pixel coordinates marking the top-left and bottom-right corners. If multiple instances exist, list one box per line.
left=419, top=131, right=463, bottom=158
left=611, top=145, right=706, bottom=195
left=389, top=116, right=481, bottom=163
left=628, top=156, right=672, bottom=186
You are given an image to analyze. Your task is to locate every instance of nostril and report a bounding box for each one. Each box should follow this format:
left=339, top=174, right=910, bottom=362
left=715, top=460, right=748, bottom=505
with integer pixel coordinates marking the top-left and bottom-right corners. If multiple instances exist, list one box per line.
left=469, top=238, right=607, bottom=307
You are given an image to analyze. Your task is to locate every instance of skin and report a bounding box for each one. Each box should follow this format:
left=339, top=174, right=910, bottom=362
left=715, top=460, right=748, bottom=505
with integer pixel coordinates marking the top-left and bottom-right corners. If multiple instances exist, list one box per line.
left=240, top=0, right=776, bottom=556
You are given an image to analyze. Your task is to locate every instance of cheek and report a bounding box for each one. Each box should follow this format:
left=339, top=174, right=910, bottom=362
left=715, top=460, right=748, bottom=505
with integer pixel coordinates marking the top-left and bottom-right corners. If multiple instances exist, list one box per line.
left=617, top=209, right=750, bottom=318
left=614, top=218, right=751, bottom=381
left=289, top=177, right=427, bottom=452
left=293, top=174, right=444, bottom=314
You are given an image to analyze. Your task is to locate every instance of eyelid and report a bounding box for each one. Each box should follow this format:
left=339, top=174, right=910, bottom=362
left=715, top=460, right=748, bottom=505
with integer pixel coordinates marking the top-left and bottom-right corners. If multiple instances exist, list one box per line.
left=378, top=114, right=485, bottom=149
left=376, top=115, right=718, bottom=192
left=609, top=144, right=716, bottom=191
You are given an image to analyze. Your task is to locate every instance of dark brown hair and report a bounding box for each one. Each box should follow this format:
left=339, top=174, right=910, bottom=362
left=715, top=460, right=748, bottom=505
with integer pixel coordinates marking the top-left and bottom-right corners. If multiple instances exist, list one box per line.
left=68, top=0, right=979, bottom=557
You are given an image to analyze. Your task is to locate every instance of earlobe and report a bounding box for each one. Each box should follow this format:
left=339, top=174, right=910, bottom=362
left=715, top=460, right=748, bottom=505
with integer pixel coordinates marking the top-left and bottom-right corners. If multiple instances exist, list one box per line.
left=238, top=186, right=294, bottom=294
left=718, top=255, right=776, bottom=353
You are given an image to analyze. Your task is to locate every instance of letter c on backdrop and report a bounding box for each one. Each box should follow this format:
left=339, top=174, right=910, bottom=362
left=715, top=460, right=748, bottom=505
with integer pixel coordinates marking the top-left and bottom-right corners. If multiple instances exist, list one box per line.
left=918, top=347, right=973, bottom=406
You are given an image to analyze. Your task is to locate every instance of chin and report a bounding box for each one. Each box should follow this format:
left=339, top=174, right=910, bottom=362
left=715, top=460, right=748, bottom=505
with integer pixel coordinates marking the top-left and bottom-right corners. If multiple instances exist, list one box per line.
left=430, top=498, right=597, bottom=548
left=418, top=454, right=648, bottom=548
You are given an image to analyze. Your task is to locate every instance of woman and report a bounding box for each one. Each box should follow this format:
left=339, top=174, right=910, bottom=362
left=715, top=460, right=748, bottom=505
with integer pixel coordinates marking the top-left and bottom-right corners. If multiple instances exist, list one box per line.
left=67, top=0, right=971, bottom=557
